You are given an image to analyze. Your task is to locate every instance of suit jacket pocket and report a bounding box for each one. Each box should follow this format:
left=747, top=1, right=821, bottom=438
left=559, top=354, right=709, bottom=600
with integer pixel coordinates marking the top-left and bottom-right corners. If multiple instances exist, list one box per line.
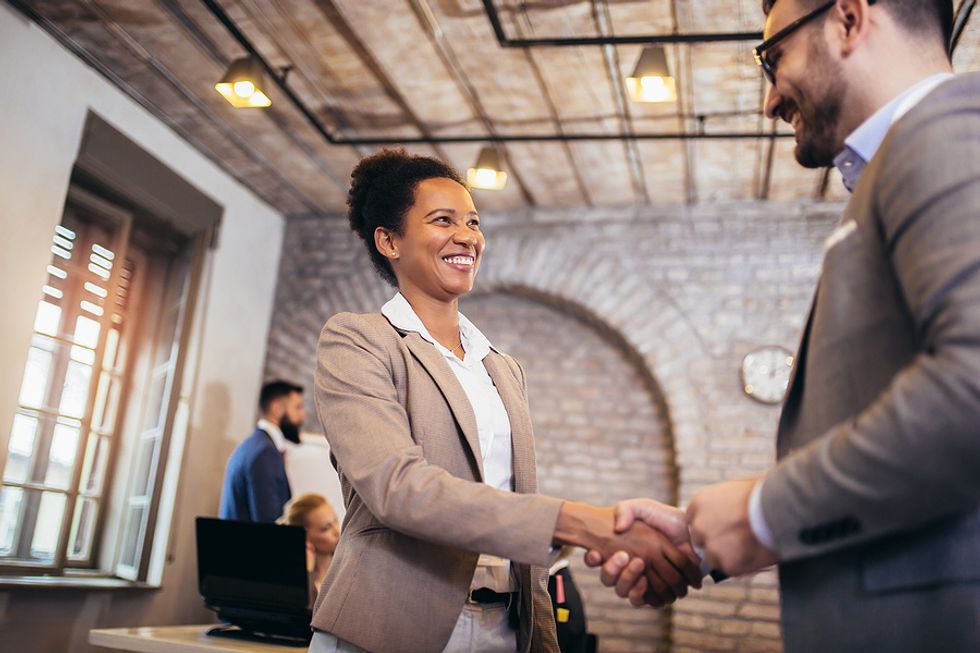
left=860, top=507, right=980, bottom=593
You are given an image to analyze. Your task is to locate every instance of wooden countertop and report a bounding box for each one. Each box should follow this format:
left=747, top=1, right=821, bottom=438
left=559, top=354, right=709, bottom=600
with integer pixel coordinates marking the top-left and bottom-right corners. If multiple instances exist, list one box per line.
left=89, top=625, right=307, bottom=653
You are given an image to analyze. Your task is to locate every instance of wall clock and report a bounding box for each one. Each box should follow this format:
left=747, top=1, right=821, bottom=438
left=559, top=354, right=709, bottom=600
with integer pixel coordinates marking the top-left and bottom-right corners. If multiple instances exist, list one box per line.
left=741, top=345, right=794, bottom=404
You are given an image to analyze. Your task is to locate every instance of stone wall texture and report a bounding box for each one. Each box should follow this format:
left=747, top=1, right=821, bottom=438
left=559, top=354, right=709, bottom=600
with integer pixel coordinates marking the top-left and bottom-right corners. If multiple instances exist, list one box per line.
left=263, top=199, right=845, bottom=653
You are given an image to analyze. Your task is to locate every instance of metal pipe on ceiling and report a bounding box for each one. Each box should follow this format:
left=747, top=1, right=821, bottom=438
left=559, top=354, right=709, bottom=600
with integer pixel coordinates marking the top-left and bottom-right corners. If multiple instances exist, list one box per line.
left=200, top=0, right=788, bottom=145
left=481, top=0, right=762, bottom=46
left=951, top=0, right=976, bottom=54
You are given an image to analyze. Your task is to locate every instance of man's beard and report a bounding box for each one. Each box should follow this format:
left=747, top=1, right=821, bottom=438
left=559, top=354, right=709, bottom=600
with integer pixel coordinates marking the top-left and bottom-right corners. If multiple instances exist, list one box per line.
left=793, top=37, right=847, bottom=168
left=280, top=417, right=302, bottom=444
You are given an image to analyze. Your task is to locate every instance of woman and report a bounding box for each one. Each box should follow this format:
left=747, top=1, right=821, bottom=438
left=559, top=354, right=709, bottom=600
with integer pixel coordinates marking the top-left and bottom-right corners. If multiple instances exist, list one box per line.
left=281, top=493, right=340, bottom=600
left=310, top=149, right=700, bottom=653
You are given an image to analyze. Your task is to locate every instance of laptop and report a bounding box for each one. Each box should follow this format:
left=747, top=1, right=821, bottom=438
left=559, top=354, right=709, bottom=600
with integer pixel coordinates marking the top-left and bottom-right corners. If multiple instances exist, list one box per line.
left=195, top=516, right=312, bottom=645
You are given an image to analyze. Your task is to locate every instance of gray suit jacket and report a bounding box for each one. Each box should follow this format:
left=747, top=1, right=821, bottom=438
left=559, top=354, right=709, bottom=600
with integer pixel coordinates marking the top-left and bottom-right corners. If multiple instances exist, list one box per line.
left=760, top=73, right=980, bottom=652
left=311, top=312, right=562, bottom=653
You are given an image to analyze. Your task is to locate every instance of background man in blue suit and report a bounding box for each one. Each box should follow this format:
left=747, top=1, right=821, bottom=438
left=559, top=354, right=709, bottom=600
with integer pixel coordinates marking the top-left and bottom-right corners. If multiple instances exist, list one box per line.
left=219, top=380, right=305, bottom=522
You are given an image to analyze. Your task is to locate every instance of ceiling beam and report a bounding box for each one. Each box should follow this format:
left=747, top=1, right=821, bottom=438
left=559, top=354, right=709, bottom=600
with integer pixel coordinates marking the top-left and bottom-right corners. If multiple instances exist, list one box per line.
left=757, top=119, right=779, bottom=200
left=815, top=166, right=832, bottom=200
left=951, top=0, right=976, bottom=54
left=507, top=13, right=594, bottom=206
left=16, top=0, right=326, bottom=214
left=233, top=0, right=372, bottom=157
left=669, top=0, right=696, bottom=205
left=307, top=0, right=456, bottom=163
left=159, top=0, right=355, bottom=193
left=591, top=0, right=649, bottom=204
left=198, top=0, right=790, bottom=147
left=405, top=0, right=537, bottom=206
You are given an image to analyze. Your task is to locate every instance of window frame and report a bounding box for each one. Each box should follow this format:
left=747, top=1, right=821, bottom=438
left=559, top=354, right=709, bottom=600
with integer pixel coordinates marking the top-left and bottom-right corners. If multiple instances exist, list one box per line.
left=0, top=186, right=134, bottom=575
left=113, top=231, right=206, bottom=581
left=0, top=182, right=207, bottom=582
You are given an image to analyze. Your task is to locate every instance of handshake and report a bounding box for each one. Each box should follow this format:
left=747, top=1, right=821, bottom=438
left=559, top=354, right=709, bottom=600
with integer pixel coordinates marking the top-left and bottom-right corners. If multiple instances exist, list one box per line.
left=556, top=478, right=779, bottom=608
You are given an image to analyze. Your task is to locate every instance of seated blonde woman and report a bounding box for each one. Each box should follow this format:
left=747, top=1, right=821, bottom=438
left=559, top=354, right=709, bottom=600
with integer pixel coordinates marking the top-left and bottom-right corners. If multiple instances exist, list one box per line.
left=281, top=493, right=340, bottom=600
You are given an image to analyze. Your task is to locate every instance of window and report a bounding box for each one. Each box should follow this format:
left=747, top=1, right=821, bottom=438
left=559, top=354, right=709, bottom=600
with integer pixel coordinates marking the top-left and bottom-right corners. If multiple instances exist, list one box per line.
left=0, top=184, right=198, bottom=580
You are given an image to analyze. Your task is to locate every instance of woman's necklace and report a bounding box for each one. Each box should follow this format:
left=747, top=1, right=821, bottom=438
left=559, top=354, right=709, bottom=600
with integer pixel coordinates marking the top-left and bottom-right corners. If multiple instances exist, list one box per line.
left=449, top=338, right=464, bottom=355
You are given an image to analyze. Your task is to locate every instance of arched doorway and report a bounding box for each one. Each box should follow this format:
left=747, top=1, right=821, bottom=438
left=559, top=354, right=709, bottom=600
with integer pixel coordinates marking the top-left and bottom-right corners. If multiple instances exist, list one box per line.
left=462, top=291, right=677, bottom=652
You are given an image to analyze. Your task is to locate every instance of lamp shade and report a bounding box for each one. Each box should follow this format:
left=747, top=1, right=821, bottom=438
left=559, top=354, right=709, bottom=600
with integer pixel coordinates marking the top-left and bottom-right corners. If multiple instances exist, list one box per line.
left=467, top=146, right=508, bottom=190
left=215, top=57, right=272, bottom=108
left=625, top=46, right=677, bottom=103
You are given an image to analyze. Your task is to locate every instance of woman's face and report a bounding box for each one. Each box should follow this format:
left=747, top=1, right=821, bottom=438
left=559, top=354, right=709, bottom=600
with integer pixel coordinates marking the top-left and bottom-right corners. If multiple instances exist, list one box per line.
left=305, top=504, right=340, bottom=556
left=385, top=177, right=484, bottom=301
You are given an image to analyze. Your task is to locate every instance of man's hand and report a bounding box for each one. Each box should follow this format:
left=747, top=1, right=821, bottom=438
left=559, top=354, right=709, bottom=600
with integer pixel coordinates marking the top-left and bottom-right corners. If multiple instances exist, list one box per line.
left=687, top=477, right=778, bottom=577
left=305, top=540, right=316, bottom=572
left=554, top=502, right=702, bottom=607
left=614, top=517, right=703, bottom=607
left=583, top=499, right=702, bottom=607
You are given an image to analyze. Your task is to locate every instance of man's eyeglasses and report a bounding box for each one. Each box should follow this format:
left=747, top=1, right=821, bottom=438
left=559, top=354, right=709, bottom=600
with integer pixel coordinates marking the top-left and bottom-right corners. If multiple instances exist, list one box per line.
left=753, top=1, right=836, bottom=85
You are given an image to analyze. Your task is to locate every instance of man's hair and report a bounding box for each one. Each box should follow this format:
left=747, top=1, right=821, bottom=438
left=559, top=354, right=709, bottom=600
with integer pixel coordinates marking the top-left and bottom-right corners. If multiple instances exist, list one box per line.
left=761, top=1, right=954, bottom=48
left=259, top=380, right=303, bottom=413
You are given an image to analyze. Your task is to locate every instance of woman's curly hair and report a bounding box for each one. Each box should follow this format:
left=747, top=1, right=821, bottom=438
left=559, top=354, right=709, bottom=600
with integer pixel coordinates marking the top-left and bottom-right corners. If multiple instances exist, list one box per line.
left=347, top=148, right=465, bottom=286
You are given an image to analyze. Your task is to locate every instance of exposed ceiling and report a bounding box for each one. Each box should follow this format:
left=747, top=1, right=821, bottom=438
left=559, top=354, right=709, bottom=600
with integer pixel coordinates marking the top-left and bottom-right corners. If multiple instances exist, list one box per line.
left=13, top=0, right=980, bottom=216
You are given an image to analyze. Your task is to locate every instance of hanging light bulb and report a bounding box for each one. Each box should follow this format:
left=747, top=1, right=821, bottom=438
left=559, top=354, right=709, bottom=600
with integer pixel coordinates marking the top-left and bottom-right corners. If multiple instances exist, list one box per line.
left=466, top=146, right=508, bottom=191
left=625, top=45, right=677, bottom=103
left=215, top=57, right=272, bottom=108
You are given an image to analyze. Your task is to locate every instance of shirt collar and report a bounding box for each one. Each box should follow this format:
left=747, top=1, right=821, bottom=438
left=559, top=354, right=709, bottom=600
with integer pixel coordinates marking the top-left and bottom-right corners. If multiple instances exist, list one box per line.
left=833, top=73, right=954, bottom=192
left=381, top=292, right=492, bottom=362
left=257, top=418, right=290, bottom=453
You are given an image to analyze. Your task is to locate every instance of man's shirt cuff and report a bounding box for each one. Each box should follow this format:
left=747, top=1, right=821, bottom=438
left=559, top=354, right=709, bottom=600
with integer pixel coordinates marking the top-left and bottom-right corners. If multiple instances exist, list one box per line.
left=748, top=478, right=777, bottom=551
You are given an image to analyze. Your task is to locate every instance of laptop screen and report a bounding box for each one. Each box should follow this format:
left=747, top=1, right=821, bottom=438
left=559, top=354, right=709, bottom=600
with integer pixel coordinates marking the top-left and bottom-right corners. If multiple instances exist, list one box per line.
left=196, top=517, right=308, bottom=611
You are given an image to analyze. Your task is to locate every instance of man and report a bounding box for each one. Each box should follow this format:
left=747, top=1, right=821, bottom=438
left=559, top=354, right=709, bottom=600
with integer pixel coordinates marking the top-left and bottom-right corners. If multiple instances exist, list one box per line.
left=594, top=1, right=980, bottom=651
left=219, top=380, right=305, bottom=522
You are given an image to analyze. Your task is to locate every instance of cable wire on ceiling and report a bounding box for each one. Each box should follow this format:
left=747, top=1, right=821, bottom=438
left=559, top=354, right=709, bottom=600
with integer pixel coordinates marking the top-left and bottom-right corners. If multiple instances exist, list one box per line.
left=200, top=0, right=791, bottom=145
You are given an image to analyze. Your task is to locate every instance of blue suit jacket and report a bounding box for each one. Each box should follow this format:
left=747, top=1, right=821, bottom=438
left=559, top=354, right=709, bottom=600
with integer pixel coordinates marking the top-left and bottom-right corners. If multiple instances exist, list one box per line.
left=218, top=428, right=292, bottom=523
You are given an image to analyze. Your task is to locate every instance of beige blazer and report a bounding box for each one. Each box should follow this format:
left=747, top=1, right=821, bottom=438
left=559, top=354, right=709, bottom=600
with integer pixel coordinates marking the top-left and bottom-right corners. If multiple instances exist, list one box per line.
left=311, top=311, right=563, bottom=653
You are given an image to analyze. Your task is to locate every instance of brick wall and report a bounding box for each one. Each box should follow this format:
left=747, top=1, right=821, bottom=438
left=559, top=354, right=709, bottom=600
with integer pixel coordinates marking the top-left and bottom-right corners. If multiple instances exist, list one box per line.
left=264, top=199, right=844, bottom=652
left=462, top=292, right=674, bottom=651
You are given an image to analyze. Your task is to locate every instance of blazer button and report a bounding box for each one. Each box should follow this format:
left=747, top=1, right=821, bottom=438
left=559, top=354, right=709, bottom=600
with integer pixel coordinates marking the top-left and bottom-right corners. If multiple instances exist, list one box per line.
left=798, top=528, right=817, bottom=545
left=826, top=521, right=844, bottom=540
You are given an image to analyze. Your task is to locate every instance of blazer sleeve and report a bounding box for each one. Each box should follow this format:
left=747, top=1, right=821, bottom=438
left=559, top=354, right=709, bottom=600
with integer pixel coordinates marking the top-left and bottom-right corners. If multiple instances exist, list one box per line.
left=246, top=446, right=289, bottom=523
left=761, top=87, right=980, bottom=560
left=315, top=312, right=563, bottom=566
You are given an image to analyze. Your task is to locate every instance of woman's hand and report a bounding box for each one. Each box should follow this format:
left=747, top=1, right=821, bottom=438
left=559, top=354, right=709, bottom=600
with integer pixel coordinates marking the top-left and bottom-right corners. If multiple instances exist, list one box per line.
left=581, top=498, right=704, bottom=607
left=553, top=501, right=702, bottom=608
left=305, top=540, right=316, bottom=572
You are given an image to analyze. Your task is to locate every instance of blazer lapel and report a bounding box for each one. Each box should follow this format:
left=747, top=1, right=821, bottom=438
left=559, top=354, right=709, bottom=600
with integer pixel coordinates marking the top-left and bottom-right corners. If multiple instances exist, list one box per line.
left=483, top=352, right=536, bottom=495
left=776, top=281, right=820, bottom=456
left=402, top=332, right=485, bottom=481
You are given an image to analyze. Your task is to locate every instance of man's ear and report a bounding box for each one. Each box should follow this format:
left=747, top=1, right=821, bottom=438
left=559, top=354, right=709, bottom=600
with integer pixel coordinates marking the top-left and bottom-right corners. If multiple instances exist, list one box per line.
left=269, top=397, right=286, bottom=422
left=832, top=0, right=873, bottom=57
left=375, top=227, right=398, bottom=260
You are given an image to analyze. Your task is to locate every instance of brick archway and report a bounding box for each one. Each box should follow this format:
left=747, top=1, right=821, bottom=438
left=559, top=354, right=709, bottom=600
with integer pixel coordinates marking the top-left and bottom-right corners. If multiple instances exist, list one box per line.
left=293, top=233, right=710, bottom=485
left=461, top=289, right=678, bottom=651
left=265, top=209, right=810, bottom=652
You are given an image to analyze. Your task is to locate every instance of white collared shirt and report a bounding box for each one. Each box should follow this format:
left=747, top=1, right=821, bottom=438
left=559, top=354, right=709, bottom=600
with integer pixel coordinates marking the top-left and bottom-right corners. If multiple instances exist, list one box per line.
left=381, top=292, right=516, bottom=592
left=257, top=418, right=292, bottom=453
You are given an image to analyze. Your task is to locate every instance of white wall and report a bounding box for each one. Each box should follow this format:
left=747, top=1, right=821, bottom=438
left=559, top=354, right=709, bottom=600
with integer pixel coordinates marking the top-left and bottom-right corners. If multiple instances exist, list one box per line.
left=0, top=5, right=286, bottom=651
left=288, top=435, right=346, bottom=525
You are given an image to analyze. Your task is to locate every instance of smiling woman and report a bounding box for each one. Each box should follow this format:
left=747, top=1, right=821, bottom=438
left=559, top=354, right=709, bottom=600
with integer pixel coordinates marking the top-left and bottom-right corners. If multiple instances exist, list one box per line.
left=376, top=175, right=484, bottom=330
left=305, top=149, right=702, bottom=653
